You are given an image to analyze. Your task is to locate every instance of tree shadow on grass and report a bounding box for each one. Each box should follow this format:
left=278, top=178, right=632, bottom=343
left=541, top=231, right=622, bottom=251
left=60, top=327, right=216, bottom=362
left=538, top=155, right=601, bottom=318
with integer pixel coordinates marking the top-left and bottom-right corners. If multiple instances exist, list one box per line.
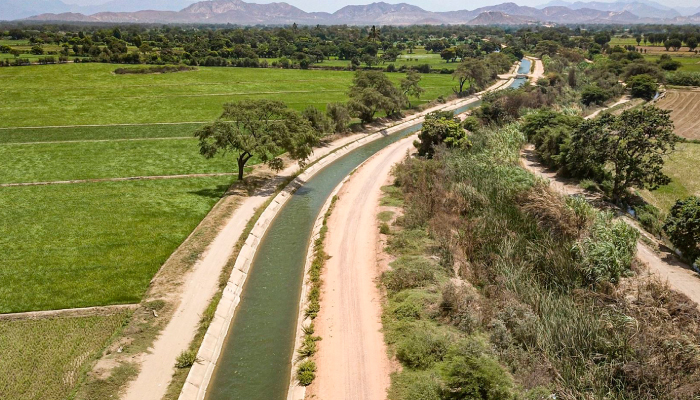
left=189, top=184, right=232, bottom=199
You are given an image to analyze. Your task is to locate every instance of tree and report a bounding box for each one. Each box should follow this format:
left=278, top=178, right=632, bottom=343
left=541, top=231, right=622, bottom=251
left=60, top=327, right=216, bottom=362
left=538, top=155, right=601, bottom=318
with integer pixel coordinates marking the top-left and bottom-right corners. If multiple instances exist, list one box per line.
left=414, top=111, right=469, bottom=158
left=326, top=102, right=352, bottom=133
left=195, top=99, right=320, bottom=180
left=687, top=36, right=698, bottom=52
left=400, top=71, right=424, bottom=107
left=663, top=196, right=700, bottom=264
left=452, top=58, right=489, bottom=95
left=441, top=47, right=457, bottom=62
left=627, top=74, right=658, bottom=100
left=348, top=70, right=406, bottom=123
left=302, top=106, right=333, bottom=135
left=580, top=84, right=609, bottom=106
left=570, top=106, right=678, bottom=202
left=567, top=68, right=577, bottom=87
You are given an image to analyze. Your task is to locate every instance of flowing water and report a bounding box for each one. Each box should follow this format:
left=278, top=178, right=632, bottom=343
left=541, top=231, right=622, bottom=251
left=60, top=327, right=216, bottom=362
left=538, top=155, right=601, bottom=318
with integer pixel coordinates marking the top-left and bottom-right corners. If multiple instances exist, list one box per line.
left=205, top=60, right=530, bottom=400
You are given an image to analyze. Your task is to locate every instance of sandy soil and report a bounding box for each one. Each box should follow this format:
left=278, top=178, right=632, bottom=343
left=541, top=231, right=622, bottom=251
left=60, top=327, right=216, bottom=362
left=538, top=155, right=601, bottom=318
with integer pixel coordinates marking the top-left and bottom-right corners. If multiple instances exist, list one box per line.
left=520, top=146, right=700, bottom=307
left=308, top=136, right=416, bottom=400
left=527, top=57, right=545, bottom=82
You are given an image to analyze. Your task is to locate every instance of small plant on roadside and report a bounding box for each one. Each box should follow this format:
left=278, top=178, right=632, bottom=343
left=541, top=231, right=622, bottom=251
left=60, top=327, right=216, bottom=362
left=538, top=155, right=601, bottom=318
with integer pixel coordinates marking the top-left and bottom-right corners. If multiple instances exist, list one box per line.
left=663, top=196, right=700, bottom=263
left=175, top=350, right=198, bottom=368
left=296, top=360, right=317, bottom=386
left=380, top=222, right=391, bottom=234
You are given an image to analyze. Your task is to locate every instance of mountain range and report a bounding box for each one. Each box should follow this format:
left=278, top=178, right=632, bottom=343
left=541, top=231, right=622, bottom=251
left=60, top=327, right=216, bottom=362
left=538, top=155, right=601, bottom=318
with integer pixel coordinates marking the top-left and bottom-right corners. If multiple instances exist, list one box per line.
left=5, top=0, right=700, bottom=25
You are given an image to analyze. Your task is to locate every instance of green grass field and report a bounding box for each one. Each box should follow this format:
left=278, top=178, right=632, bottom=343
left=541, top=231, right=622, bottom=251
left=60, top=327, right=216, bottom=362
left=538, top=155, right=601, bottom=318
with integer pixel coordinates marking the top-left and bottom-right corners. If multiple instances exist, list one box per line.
left=0, top=312, right=129, bottom=400
left=639, top=143, right=700, bottom=213
left=0, top=123, right=206, bottom=144
left=0, top=63, right=457, bottom=127
left=0, top=177, right=232, bottom=313
left=0, top=138, right=244, bottom=183
left=643, top=55, right=700, bottom=72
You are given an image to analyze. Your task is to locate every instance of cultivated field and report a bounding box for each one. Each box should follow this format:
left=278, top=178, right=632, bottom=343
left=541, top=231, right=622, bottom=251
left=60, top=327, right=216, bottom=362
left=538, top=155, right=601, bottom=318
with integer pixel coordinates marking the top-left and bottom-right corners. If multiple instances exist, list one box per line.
left=657, top=88, right=700, bottom=139
left=0, top=61, right=458, bottom=397
left=0, top=311, right=130, bottom=400
left=639, top=142, right=700, bottom=213
left=0, top=63, right=456, bottom=127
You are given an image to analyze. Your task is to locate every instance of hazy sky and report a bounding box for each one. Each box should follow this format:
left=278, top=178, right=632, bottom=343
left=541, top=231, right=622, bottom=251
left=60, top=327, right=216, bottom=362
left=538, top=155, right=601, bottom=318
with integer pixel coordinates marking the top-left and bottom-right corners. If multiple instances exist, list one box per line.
left=61, top=0, right=700, bottom=12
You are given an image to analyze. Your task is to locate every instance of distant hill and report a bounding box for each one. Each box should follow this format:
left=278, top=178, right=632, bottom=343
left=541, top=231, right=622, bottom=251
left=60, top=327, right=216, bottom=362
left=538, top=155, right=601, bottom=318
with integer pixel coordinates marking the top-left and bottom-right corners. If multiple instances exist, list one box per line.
left=538, top=0, right=680, bottom=18
left=16, top=0, right=700, bottom=25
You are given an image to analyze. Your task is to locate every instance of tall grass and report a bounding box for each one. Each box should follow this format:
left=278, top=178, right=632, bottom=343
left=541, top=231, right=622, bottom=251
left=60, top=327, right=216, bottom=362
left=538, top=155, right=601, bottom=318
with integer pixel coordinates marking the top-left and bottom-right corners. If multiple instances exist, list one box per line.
left=385, top=123, right=700, bottom=399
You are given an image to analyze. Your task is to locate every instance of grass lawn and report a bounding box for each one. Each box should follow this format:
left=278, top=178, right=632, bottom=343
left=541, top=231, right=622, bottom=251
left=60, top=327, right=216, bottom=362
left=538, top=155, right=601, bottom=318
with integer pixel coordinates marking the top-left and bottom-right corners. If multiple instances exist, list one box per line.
left=643, top=55, right=700, bottom=72
left=0, top=312, right=129, bottom=400
left=0, top=138, right=249, bottom=183
left=0, top=177, right=233, bottom=312
left=0, top=63, right=458, bottom=127
left=639, top=142, right=700, bottom=214
left=0, top=123, right=206, bottom=144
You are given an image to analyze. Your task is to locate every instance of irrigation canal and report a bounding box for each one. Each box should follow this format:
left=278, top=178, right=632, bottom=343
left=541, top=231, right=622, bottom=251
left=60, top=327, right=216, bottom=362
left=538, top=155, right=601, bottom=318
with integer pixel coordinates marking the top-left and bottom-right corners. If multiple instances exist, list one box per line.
left=204, top=59, right=531, bottom=400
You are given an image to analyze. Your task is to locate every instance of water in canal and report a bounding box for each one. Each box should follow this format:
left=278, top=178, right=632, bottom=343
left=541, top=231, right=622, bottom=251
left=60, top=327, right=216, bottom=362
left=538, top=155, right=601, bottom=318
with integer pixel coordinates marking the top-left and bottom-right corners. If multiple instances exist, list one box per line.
left=205, top=61, right=530, bottom=400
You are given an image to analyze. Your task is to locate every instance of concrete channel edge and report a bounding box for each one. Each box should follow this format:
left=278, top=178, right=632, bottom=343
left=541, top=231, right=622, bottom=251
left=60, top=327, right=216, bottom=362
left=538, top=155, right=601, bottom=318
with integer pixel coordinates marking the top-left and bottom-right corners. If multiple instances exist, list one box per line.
left=178, top=73, right=518, bottom=400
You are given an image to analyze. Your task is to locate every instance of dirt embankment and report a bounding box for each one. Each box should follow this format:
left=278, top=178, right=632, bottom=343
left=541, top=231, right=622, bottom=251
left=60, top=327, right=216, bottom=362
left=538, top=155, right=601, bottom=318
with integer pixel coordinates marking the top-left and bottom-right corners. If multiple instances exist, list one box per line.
left=308, top=136, right=416, bottom=400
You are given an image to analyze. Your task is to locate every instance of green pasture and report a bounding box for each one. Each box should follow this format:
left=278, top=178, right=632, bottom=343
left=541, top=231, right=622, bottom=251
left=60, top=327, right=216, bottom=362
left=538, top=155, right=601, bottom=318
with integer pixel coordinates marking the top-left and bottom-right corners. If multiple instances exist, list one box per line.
left=639, top=142, right=700, bottom=213
left=0, top=63, right=457, bottom=127
left=0, top=137, right=249, bottom=183
left=0, top=312, right=129, bottom=400
left=643, top=54, right=700, bottom=72
left=0, top=176, right=232, bottom=313
left=0, top=123, right=206, bottom=143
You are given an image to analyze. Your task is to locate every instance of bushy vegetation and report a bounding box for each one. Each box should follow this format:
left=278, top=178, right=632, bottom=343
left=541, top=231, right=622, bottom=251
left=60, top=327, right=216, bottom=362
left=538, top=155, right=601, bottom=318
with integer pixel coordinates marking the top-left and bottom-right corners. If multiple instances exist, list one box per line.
left=663, top=196, right=700, bottom=264
left=414, top=111, right=470, bottom=158
left=666, top=71, right=700, bottom=86
left=383, top=122, right=700, bottom=398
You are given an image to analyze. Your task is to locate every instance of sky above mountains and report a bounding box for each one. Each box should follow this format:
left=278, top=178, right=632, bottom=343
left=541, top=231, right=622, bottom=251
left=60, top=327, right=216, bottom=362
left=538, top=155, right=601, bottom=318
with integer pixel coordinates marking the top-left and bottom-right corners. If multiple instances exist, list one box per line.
left=60, top=0, right=700, bottom=12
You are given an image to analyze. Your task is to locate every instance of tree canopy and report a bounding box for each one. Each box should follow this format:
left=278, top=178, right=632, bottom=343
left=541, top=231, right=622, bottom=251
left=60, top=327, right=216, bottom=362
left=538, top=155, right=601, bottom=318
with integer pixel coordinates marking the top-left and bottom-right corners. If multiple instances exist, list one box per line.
left=414, top=111, right=469, bottom=158
left=348, top=70, right=406, bottom=123
left=568, top=105, right=677, bottom=202
left=452, top=58, right=489, bottom=95
left=195, top=99, right=320, bottom=180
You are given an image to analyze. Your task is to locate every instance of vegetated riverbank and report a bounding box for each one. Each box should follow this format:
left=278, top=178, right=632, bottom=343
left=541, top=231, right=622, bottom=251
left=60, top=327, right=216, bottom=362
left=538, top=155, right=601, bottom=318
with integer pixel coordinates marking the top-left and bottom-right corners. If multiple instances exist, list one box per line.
left=381, top=123, right=700, bottom=399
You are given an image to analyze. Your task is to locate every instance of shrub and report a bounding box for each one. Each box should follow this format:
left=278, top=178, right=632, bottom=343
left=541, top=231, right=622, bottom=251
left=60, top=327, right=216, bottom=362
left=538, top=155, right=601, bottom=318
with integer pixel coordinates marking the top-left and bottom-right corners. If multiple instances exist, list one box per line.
left=663, top=196, right=700, bottom=263
left=175, top=350, right=198, bottom=368
left=383, top=256, right=436, bottom=292
left=627, top=74, right=658, bottom=100
left=573, top=212, right=639, bottom=285
left=388, top=370, right=442, bottom=400
left=633, top=203, right=663, bottom=237
left=395, top=324, right=449, bottom=369
left=380, top=222, right=391, bottom=234
left=580, top=84, right=610, bottom=106
left=296, top=360, right=316, bottom=386
left=326, top=102, right=352, bottom=133
left=580, top=179, right=600, bottom=192
left=302, top=105, right=333, bottom=135
left=441, top=354, right=514, bottom=400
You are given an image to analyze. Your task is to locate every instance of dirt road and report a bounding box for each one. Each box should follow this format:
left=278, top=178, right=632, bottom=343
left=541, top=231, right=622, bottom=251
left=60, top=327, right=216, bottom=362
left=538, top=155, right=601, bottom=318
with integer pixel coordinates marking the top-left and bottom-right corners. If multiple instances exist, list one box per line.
left=122, top=134, right=362, bottom=400
left=309, top=136, right=416, bottom=400
left=520, top=145, right=700, bottom=307
left=527, top=57, right=544, bottom=82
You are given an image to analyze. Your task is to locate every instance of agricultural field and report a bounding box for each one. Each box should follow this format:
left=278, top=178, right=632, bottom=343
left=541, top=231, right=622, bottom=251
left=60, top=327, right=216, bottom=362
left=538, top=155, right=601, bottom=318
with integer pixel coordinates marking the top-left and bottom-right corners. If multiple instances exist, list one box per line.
left=0, top=63, right=457, bottom=127
left=0, top=311, right=130, bottom=400
left=0, top=60, right=458, bottom=397
left=639, top=142, right=700, bottom=213
left=657, top=88, right=700, bottom=139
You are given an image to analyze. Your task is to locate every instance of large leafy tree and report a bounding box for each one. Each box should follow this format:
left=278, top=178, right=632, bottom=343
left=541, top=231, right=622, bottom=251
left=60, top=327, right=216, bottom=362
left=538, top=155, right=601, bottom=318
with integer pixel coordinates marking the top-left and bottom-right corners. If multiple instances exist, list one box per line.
left=663, top=196, right=700, bottom=264
left=414, top=111, right=469, bottom=158
left=452, top=58, right=489, bottom=94
left=348, top=70, right=407, bottom=123
left=400, top=70, right=424, bottom=107
left=195, top=99, right=320, bottom=180
left=568, top=105, right=677, bottom=202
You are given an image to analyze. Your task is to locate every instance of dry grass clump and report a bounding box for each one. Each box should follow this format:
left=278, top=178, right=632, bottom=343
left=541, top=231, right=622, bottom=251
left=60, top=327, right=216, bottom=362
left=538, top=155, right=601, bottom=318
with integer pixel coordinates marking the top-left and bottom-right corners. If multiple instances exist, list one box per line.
left=518, top=182, right=592, bottom=239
